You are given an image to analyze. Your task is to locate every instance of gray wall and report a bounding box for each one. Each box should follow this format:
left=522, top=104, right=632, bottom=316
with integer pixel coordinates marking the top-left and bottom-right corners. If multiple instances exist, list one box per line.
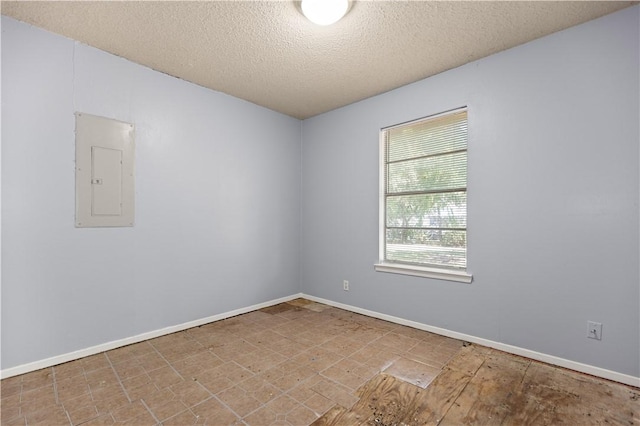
left=301, top=6, right=639, bottom=377
left=1, top=17, right=301, bottom=369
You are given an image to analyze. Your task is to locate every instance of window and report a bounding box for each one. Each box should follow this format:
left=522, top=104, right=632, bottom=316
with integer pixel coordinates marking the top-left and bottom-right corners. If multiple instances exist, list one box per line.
left=375, top=108, right=472, bottom=283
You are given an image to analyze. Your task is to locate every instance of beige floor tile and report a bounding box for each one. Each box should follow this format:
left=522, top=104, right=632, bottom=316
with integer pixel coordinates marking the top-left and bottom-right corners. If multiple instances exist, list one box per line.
left=211, top=340, right=259, bottom=362
left=81, top=413, right=115, bottom=425
left=310, top=379, right=359, bottom=409
left=92, top=392, right=130, bottom=415
left=112, top=360, right=145, bottom=381
left=319, top=336, right=362, bottom=358
left=120, top=373, right=152, bottom=394
left=23, top=405, right=70, bottom=425
left=196, top=372, right=235, bottom=395
left=173, top=351, right=225, bottom=378
left=161, top=409, right=198, bottom=425
left=393, top=325, right=437, bottom=341
left=220, top=361, right=255, bottom=384
left=124, top=382, right=159, bottom=402
left=242, top=379, right=282, bottom=404
left=242, top=329, right=286, bottom=345
left=19, top=383, right=56, bottom=407
left=407, top=343, right=458, bottom=367
left=321, top=359, right=369, bottom=391
left=269, top=339, right=312, bottom=358
left=0, top=395, right=22, bottom=423
left=6, top=299, right=630, bottom=426
left=2, top=418, right=27, bottom=426
left=233, top=351, right=274, bottom=375
left=243, top=405, right=279, bottom=425
left=56, top=376, right=92, bottom=404
left=136, top=352, right=170, bottom=373
left=53, top=362, right=85, bottom=382
left=191, top=397, right=241, bottom=425
left=383, top=357, right=442, bottom=389
left=292, top=348, right=342, bottom=372
left=147, top=365, right=184, bottom=389
left=286, top=405, right=318, bottom=425
left=89, top=381, right=128, bottom=405
left=143, top=390, right=187, bottom=421
left=373, top=332, right=421, bottom=353
left=20, top=369, right=54, bottom=393
left=169, top=380, right=211, bottom=407
left=84, top=367, right=120, bottom=390
left=303, top=392, right=335, bottom=416
left=106, top=347, right=135, bottom=366
left=79, top=354, right=112, bottom=373
left=110, top=400, right=149, bottom=423
left=66, top=403, right=100, bottom=425
left=217, top=385, right=262, bottom=417
left=265, top=394, right=300, bottom=415
left=272, top=367, right=316, bottom=392
left=157, top=342, right=206, bottom=364
left=1, top=375, right=23, bottom=385
left=1, top=377, right=22, bottom=400
left=61, top=391, right=94, bottom=411
left=285, top=380, right=320, bottom=404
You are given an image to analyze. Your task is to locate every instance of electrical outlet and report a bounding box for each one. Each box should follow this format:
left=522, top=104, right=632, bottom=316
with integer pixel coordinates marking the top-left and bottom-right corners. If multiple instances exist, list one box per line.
left=343, top=280, right=349, bottom=291
left=587, top=321, right=602, bottom=340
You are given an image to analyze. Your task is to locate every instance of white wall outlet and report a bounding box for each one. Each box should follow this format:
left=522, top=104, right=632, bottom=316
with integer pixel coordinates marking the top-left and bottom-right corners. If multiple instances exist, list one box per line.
left=343, top=280, right=349, bottom=291
left=587, top=321, right=602, bottom=340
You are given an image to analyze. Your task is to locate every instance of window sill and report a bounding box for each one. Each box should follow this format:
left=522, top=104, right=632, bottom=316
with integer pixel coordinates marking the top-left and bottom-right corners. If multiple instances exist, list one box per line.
left=374, top=263, right=473, bottom=283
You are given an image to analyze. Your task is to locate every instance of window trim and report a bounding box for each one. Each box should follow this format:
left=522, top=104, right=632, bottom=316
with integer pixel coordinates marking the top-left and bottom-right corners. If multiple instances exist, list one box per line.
left=374, top=262, right=473, bottom=283
left=376, top=107, right=472, bottom=284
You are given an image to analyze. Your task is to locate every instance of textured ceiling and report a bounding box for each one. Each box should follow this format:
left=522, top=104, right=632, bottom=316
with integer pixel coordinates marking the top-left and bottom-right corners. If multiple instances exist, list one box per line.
left=2, top=1, right=636, bottom=119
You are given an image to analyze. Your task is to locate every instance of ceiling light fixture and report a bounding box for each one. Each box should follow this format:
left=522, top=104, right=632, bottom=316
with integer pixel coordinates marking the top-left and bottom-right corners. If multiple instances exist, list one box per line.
left=300, top=0, right=350, bottom=26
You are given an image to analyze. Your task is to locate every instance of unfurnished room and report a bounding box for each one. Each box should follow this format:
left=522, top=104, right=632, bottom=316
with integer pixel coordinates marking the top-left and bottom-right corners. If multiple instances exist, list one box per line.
left=0, top=1, right=639, bottom=425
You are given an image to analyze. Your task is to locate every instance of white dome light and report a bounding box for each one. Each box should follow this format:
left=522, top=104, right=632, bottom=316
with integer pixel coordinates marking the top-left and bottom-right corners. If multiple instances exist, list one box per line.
left=301, top=0, right=349, bottom=26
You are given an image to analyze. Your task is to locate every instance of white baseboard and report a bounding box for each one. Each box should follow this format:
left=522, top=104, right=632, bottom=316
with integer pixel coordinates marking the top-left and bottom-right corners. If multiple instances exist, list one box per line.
left=0, top=293, right=303, bottom=379
left=301, top=294, right=640, bottom=388
left=3, top=292, right=638, bottom=389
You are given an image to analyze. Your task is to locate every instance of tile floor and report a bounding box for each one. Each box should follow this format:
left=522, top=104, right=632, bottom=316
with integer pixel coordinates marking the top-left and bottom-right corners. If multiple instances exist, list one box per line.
left=0, top=299, right=463, bottom=425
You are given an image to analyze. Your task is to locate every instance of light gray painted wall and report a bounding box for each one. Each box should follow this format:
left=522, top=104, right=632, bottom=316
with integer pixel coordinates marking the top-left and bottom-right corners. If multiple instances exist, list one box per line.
left=301, top=6, right=639, bottom=377
left=1, top=17, right=301, bottom=369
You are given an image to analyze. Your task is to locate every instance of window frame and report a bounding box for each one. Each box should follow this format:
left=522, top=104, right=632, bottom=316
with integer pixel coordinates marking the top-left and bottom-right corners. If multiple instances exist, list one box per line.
left=375, top=107, right=472, bottom=284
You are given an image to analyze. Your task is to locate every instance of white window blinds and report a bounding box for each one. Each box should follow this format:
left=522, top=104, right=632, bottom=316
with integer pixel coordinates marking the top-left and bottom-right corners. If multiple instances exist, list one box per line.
left=382, top=108, right=468, bottom=270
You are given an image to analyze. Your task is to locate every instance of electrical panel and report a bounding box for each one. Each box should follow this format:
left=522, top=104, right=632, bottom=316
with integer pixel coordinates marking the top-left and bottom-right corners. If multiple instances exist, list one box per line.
left=75, top=113, right=135, bottom=227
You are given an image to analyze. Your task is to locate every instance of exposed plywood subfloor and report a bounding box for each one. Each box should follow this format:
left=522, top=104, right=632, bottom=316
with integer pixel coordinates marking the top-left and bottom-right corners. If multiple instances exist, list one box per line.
left=315, top=345, right=640, bottom=425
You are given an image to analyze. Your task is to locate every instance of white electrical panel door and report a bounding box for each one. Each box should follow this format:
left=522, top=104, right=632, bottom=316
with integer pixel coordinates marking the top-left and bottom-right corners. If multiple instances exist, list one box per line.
left=91, top=147, right=123, bottom=216
left=76, top=113, right=134, bottom=227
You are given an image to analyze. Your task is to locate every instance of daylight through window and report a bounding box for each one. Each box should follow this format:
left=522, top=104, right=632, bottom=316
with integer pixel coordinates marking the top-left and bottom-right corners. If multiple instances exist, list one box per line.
left=380, top=108, right=468, bottom=273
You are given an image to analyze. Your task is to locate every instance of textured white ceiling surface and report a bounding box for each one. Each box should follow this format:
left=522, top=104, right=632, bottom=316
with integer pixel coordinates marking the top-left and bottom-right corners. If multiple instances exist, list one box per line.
left=1, top=1, right=636, bottom=119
